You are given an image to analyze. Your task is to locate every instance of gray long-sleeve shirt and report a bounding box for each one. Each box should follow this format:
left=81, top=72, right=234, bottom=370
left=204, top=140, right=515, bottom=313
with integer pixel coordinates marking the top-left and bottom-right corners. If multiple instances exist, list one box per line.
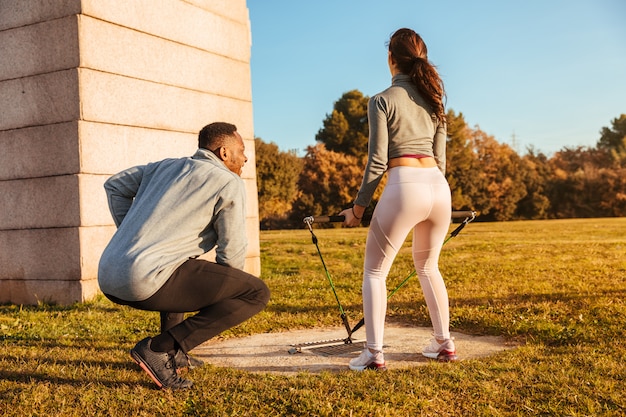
left=97, top=148, right=247, bottom=301
left=354, top=74, right=446, bottom=207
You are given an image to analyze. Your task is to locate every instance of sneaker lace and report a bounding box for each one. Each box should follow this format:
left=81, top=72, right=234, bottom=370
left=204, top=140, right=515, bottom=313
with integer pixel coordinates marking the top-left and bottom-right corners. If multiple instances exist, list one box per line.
left=162, top=354, right=187, bottom=385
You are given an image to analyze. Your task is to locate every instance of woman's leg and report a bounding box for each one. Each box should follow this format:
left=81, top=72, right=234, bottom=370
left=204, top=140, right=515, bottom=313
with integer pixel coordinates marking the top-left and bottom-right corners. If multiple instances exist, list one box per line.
left=412, top=177, right=452, bottom=340
left=362, top=168, right=437, bottom=351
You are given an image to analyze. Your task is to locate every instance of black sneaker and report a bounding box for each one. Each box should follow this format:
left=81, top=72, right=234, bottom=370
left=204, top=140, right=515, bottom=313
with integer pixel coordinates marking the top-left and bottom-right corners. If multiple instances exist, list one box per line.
left=130, top=337, right=193, bottom=389
left=174, top=349, right=204, bottom=370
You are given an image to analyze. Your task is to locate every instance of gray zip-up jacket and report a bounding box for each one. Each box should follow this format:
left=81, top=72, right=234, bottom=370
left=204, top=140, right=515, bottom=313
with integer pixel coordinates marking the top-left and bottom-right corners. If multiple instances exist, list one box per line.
left=354, top=74, right=446, bottom=207
left=97, top=148, right=247, bottom=302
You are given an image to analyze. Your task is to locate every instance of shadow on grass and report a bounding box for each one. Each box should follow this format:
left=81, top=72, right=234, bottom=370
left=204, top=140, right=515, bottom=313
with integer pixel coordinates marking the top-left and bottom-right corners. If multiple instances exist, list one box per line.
left=0, top=303, right=121, bottom=313
left=0, top=367, right=155, bottom=390
left=0, top=338, right=136, bottom=351
left=451, top=288, right=626, bottom=306
left=2, top=352, right=136, bottom=372
left=0, top=328, right=166, bottom=389
left=0, top=338, right=154, bottom=388
left=267, top=302, right=362, bottom=315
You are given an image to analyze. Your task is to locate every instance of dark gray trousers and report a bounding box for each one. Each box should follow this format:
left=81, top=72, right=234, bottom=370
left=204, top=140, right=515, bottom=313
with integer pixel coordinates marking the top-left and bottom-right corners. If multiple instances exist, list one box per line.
left=105, top=259, right=270, bottom=353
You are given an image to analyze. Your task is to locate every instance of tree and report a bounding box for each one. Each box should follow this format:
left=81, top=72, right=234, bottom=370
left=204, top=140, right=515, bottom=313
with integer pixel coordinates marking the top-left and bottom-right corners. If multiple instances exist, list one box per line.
left=315, top=90, right=369, bottom=159
left=546, top=146, right=625, bottom=218
left=597, top=114, right=626, bottom=158
left=516, top=147, right=551, bottom=219
left=290, top=144, right=364, bottom=222
left=473, top=131, right=528, bottom=221
left=445, top=110, right=530, bottom=220
left=445, top=110, right=489, bottom=213
left=255, top=138, right=303, bottom=229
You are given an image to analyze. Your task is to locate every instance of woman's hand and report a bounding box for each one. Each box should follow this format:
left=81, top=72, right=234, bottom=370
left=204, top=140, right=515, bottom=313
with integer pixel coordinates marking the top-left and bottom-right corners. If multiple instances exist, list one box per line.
left=340, top=205, right=365, bottom=227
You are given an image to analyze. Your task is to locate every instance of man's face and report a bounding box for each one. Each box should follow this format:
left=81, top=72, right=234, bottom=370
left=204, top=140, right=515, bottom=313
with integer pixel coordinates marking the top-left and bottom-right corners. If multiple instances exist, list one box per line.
left=222, top=132, right=248, bottom=176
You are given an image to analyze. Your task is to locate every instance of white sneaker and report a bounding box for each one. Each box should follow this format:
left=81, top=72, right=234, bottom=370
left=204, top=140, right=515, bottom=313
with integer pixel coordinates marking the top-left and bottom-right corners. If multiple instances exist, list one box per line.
left=422, top=338, right=458, bottom=362
left=348, top=349, right=387, bottom=371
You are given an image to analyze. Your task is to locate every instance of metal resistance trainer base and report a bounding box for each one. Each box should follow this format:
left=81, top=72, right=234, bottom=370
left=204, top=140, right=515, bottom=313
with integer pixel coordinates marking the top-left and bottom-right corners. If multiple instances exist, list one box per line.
left=289, top=338, right=366, bottom=356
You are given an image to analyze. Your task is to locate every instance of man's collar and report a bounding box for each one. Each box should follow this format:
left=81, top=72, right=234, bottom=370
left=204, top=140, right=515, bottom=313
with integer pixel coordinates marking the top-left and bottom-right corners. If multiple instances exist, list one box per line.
left=192, top=148, right=220, bottom=162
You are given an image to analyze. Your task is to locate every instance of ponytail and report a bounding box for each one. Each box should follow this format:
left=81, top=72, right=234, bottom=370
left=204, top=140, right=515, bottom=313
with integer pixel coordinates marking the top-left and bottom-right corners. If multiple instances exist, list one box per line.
left=388, top=28, right=446, bottom=124
left=410, top=57, right=446, bottom=124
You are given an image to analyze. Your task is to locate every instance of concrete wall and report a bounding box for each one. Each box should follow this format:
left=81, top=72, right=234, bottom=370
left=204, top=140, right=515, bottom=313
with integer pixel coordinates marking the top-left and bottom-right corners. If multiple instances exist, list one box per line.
left=0, top=0, right=260, bottom=305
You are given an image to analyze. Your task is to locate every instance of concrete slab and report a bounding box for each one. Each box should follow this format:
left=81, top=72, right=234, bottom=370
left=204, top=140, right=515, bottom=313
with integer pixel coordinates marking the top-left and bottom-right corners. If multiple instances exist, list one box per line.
left=0, top=0, right=80, bottom=31
left=0, top=276, right=98, bottom=305
left=78, top=15, right=251, bottom=100
left=81, top=0, right=251, bottom=61
left=0, top=122, right=79, bottom=180
left=0, top=69, right=79, bottom=130
left=0, top=175, right=80, bottom=229
left=0, top=227, right=80, bottom=281
left=0, top=16, right=79, bottom=80
left=192, top=323, right=514, bottom=375
left=78, top=68, right=254, bottom=136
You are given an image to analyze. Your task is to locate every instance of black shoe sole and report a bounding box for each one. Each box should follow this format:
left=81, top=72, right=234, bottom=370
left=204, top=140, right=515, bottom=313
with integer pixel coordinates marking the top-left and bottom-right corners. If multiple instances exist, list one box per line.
left=130, top=349, right=166, bottom=389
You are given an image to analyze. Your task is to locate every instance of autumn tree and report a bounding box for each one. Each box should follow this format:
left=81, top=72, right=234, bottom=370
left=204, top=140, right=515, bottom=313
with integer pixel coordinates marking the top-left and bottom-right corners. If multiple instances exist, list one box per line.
left=445, top=110, right=488, bottom=212
left=593, top=165, right=626, bottom=216
left=290, top=144, right=364, bottom=222
left=546, top=146, right=626, bottom=218
left=315, top=90, right=369, bottom=160
left=255, top=138, right=303, bottom=229
left=516, top=147, right=551, bottom=219
left=472, top=130, right=528, bottom=221
left=445, top=110, right=530, bottom=220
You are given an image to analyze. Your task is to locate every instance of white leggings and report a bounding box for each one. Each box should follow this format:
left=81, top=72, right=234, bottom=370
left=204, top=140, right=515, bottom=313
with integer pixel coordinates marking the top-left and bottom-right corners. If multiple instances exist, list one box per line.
left=363, top=166, right=452, bottom=351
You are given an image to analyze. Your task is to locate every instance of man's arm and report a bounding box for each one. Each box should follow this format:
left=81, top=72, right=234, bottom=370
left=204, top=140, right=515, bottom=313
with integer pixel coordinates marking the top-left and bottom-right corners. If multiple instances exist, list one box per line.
left=212, top=178, right=248, bottom=270
left=103, top=165, right=145, bottom=227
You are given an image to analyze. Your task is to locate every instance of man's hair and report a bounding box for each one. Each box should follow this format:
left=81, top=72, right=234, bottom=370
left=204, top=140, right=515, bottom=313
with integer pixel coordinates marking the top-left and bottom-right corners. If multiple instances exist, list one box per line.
left=198, top=122, right=238, bottom=150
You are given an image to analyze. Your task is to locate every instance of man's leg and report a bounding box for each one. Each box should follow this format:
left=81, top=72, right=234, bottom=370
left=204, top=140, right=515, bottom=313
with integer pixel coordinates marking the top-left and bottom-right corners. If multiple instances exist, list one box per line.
left=159, top=312, right=205, bottom=369
left=136, top=259, right=270, bottom=353
left=113, top=259, right=269, bottom=389
left=160, top=312, right=185, bottom=333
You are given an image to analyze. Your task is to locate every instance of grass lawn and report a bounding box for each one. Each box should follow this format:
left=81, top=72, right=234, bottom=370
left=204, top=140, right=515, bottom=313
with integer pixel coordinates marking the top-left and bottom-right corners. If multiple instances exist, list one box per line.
left=1, top=218, right=625, bottom=416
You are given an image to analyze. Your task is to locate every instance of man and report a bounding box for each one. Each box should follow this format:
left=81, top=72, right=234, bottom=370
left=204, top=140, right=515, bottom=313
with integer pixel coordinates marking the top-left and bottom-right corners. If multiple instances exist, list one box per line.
left=98, top=122, right=270, bottom=390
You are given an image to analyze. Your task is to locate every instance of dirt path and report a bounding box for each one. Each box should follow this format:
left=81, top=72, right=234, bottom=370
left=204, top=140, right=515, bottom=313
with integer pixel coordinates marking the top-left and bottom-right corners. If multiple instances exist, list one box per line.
left=192, top=323, right=513, bottom=375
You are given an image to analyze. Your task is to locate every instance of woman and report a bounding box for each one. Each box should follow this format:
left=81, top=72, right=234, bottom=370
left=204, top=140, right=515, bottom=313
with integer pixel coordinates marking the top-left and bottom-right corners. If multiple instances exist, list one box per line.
left=340, top=28, right=456, bottom=370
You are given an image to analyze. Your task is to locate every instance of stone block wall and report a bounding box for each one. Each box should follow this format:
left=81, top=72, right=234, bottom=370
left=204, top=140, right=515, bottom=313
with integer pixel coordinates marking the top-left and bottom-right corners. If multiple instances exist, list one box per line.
left=0, top=0, right=260, bottom=304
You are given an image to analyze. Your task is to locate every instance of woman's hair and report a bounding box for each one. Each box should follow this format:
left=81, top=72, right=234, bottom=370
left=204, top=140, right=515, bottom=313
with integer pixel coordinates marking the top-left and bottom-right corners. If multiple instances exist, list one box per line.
left=387, top=28, right=446, bottom=123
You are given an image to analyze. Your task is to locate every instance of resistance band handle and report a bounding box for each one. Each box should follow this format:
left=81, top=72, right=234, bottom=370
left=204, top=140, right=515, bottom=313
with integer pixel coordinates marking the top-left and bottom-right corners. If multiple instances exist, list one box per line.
left=451, top=210, right=476, bottom=219
left=306, top=211, right=475, bottom=224
left=305, top=215, right=346, bottom=223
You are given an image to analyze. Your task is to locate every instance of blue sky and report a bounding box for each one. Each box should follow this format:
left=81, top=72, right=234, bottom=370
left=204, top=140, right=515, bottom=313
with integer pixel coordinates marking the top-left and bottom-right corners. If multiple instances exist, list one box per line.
left=247, top=0, right=626, bottom=156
